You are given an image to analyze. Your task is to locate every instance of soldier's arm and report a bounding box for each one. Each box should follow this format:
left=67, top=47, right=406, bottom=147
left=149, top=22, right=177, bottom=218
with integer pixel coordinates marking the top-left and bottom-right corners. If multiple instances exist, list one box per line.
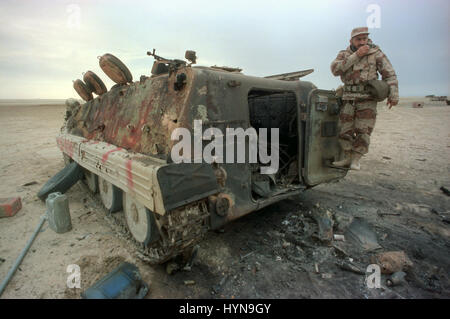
left=330, top=50, right=360, bottom=76
left=376, top=51, right=399, bottom=102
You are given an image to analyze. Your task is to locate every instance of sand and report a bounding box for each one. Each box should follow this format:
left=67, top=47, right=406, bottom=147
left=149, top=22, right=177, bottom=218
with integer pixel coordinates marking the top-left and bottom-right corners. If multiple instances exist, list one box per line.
left=0, top=97, right=449, bottom=298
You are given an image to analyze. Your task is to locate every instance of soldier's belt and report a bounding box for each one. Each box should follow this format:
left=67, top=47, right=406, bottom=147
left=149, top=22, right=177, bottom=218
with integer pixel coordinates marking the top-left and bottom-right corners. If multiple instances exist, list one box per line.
left=344, top=84, right=368, bottom=93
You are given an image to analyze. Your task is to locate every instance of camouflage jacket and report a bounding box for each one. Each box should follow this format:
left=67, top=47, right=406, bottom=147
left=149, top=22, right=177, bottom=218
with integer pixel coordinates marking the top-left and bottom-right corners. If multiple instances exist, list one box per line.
left=331, top=42, right=398, bottom=101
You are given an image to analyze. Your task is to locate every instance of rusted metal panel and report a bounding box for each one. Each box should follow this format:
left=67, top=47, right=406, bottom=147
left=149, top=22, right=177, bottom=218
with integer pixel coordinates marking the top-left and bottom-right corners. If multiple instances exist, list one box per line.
left=67, top=68, right=195, bottom=159
left=57, top=133, right=167, bottom=214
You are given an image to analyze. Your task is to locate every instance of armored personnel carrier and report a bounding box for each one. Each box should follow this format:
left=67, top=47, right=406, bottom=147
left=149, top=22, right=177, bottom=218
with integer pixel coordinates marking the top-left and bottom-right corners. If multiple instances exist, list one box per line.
left=51, top=50, right=346, bottom=264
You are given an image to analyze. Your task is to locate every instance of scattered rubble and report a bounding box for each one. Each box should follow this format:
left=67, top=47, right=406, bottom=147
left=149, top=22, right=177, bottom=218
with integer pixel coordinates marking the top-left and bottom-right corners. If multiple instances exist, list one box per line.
left=336, top=260, right=365, bottom=275
left=440, top=186, right=450, bottom=196
left=386, top=271, right=407, bottom=287
left=312, top=209, right=334, bottom=242
left=184, top=280, right=196, bottom=286
left=344, top=217, right=381, bottom=251
left=22, top=181, right=38, bottom=187
left=371, top=251, right=414, bottom=274
left=0, top=197, right=22, bottom=218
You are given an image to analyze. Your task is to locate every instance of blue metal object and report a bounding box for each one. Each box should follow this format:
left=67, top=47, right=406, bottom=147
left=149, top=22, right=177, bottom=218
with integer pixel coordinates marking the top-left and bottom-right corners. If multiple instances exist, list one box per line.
left=0, top=215, right=47, bottom=297
left=82, top=262, right=148, bottom=299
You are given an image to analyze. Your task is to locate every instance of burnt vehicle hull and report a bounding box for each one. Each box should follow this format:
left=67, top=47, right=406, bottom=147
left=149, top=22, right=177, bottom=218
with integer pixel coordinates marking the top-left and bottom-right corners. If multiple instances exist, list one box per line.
left=59, top=60, right=346, bottom=263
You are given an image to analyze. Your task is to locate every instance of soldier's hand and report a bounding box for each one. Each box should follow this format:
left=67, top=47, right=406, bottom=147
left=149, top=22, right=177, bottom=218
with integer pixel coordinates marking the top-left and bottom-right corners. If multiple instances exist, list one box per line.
left=387, top=98, right=398, bottom=109
left=356, top=45, right=369, bottom=57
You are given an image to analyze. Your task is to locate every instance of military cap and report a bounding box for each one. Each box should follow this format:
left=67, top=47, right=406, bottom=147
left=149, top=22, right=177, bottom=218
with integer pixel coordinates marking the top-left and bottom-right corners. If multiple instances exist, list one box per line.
left=351, top=27, right=370, bottom=38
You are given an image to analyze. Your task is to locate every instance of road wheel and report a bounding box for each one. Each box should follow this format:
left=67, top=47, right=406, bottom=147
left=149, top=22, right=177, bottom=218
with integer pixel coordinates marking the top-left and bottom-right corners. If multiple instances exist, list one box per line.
left=123, top=192, right=160, bottom=246
left=83, top=71, right=107, bottom=95
left=73, top=79, right=93, bottom=101
left=98, top=176, right=122, bottom=213
left=99, top=53, right=133, bottom=84
left=83, top=169, right=98, bottom=194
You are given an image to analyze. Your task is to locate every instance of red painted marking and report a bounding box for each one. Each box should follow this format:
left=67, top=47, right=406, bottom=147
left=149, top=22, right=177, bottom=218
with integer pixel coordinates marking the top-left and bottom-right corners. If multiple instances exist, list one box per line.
left=58, top=137, right=74, bottom=157
left=125, top=159, right=134, bottom=190
left=101, top=147, right=122, bottom=163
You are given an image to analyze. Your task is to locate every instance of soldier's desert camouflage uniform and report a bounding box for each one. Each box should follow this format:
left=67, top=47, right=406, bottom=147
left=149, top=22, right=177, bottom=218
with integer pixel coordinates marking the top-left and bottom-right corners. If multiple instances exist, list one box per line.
left=331, top=40, right=398, bottom=155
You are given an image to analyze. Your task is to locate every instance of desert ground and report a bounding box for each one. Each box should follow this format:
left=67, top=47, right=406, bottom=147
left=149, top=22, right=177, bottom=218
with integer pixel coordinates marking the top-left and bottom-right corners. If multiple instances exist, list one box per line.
left=0, top=97, right=449, bottom=299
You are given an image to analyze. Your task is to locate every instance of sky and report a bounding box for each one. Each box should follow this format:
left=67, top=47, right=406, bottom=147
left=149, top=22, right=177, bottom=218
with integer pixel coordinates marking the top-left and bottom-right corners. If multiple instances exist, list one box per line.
left=0, top=0, right=448, bottom=99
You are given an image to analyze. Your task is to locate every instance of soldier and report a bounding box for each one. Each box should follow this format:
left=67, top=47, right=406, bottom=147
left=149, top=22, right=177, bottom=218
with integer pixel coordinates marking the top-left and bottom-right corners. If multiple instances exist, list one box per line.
left=331, top=27, right=398, bottom=170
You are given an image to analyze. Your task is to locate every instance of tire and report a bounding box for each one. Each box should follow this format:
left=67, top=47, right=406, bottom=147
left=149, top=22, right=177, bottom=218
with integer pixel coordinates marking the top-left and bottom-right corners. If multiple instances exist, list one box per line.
left=83, top=169, right=99, bottom=194
left=83, top=71, right=107, bottom=96
left=123, top=192, right=160, bottom=246
left=37, top=161, right=84, bottom=201
left=98, top=176, right=122, bottom=213
left=73, top=79, right=93, bottom=101
left=99, top=53, right=133, bottom=84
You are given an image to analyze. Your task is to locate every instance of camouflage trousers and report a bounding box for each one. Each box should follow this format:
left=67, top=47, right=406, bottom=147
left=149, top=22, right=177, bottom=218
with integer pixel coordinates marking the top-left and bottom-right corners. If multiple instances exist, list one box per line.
left=338, top=99, right=377, bottom=155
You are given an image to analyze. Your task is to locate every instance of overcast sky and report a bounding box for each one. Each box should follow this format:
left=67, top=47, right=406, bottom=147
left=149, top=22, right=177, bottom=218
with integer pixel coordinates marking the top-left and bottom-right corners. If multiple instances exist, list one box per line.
left=0, top=0, right=448, bottom=98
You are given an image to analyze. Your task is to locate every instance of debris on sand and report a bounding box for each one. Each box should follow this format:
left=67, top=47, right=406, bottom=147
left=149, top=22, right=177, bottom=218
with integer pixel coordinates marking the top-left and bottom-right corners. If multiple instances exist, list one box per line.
left=184, top=280, right=196, bottom=286
left=0, top=197, right=22, bottom=218
left=22, top=181, right=38, bottom=187
left=440, top=186, right=450, bottom=196
left=81, top=262, right=148, bottom=299
left=240, top=251, right=254, bottom=261
left=314, top=263, right=320, bottom=274
left=371, top=251, right=413, bottom=274
left=312, top=209, right=334, bottom=242
left=386, top=271, right=407, bottom=287
left=377, top=210, right=401, bottom=217
left=76, top=233, right=91, bottom=241
left=344, top=217, right=381, bottom=251
left=333, top=234, right=345, bottom=241
left=166, top=262, right=179, bottom=275
left=336, top=260, right=365, bottom=275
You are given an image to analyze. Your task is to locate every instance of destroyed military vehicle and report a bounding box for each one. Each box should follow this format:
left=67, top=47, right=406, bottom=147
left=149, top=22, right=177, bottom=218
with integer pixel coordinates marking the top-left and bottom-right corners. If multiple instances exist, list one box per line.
left=40, top=49, right=347, bottom=264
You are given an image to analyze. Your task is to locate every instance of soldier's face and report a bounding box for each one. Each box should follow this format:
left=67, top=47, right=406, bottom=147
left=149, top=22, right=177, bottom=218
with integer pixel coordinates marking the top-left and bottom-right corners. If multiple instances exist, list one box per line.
left=350, top=34, right=368, bottom=48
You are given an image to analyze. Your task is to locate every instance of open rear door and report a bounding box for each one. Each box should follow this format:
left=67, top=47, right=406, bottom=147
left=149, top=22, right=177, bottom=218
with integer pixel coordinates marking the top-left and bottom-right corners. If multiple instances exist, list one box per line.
left=301, top=89, right=347, bottom=186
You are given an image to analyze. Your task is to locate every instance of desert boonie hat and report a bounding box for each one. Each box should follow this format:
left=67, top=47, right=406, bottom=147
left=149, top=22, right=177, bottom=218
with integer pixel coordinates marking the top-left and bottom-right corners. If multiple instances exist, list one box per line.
left=351, top=27, right=370, bottom=38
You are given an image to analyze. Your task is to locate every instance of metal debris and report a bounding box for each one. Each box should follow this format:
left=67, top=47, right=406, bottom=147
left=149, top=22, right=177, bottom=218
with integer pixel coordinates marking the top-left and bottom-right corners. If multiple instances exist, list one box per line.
left=22, top=181, right=38, bottom=187
left=344, top=217, right=381, bottom=251
left=336, top=260, right=365, bottom=275
left=440, top=186, right=450, bottom=196
left=312, top=209, right=334, bottom=242
left=386, top=271, right=407, bottom=287
left=377, top=211, right=401, bottom=217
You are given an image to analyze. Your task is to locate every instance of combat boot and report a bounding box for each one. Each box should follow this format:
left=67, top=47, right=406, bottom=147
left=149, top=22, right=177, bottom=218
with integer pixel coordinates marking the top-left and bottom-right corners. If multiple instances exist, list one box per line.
left=350, top=152, right=362, bottom=170
left=332, top=151, right=352, bottom=168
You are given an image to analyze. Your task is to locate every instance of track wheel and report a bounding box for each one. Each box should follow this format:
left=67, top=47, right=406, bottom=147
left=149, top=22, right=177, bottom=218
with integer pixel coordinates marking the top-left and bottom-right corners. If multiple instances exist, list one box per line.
left=83, top=169, right=98, bottom=193
left=98, top=176, right=122, bottom=213
left=123, top=192, right=160, bottom=246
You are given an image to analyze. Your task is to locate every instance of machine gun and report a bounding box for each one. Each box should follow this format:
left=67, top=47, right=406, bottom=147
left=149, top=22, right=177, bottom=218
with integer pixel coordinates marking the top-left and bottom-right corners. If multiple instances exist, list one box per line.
left=147, top=49, right=197, bottom=76
left=147, top=49, right=197, bottom=66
